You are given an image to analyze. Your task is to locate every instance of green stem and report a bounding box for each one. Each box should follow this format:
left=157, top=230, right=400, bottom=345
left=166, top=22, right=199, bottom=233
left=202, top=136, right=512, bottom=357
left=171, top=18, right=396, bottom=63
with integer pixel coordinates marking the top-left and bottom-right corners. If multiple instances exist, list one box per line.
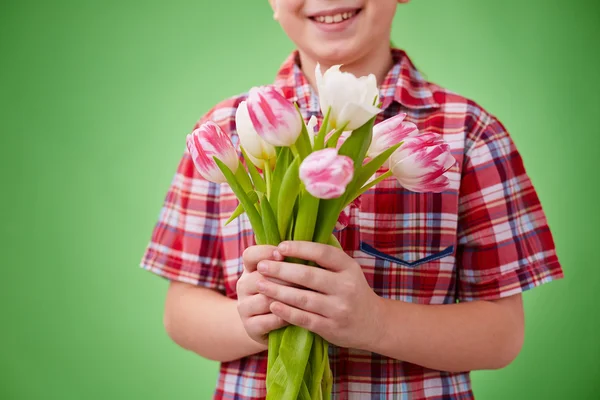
left=264, top=159, right=272, bottom=199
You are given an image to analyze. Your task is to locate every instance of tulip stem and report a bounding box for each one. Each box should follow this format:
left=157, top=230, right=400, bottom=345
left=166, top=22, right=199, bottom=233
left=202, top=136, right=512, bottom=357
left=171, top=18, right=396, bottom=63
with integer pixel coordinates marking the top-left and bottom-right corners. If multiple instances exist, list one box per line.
left=264, top=159, right=272, bottom=199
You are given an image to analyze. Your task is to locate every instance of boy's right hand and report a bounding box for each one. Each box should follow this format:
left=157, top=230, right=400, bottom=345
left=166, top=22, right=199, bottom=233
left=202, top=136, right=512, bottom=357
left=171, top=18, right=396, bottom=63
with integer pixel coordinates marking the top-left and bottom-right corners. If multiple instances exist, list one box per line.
left=237, top=245, right=289, bottom=346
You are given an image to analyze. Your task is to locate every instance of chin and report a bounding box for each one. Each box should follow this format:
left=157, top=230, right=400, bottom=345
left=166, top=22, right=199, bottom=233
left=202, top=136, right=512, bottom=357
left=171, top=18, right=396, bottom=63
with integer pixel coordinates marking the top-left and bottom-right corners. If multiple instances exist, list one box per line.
left=308, top=42, right=364, bottom=66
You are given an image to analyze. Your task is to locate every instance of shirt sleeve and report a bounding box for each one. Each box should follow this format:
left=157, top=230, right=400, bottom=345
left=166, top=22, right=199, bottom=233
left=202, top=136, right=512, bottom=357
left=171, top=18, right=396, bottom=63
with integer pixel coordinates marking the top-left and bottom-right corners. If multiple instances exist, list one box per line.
left=140, top=118, right=226, bottom=294
left=456, top=116, right=564, bottom=301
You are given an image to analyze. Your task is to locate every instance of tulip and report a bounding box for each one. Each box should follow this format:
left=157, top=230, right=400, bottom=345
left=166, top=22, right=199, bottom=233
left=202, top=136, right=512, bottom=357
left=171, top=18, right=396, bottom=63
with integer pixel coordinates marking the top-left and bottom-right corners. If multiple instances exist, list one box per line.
left=367, top=113, right=419, bottom=158
left=299, top=148, right=354, bottom=199
left=186, top=121, right=239, bottom=183
left=307, top=115, right=318, bottom=146
left=235, top=101, right=276, bottom=168
left=315, top=64, right=381, bottom=130
left=335, top=198, right=361, bottom=231
left=389, top=132, right=455, bottom=193
left=246, top=86, right=303, bottom=147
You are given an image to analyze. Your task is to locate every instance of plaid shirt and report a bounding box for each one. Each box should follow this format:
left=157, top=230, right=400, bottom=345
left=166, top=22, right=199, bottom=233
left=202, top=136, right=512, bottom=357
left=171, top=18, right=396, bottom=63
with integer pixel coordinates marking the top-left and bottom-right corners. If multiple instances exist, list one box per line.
left=141, top=50, right=563, bottom=399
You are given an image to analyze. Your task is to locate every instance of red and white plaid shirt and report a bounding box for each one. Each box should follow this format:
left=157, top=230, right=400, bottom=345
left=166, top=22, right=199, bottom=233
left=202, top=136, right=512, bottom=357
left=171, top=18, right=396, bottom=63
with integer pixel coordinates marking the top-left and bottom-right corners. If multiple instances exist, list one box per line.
left=141, top=50, right=563, bottom=399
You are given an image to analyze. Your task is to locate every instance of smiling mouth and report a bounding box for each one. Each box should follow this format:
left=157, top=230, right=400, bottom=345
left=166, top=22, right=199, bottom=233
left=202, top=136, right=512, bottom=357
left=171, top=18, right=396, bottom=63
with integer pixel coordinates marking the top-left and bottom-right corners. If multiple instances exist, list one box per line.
left=309, top=9, right=362, bottom=24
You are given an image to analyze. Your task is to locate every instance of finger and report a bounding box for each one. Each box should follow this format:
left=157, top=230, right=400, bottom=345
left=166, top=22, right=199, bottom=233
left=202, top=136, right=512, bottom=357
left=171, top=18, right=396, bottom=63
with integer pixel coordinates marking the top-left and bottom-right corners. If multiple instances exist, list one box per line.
left=270, top=301, right=329, bottom=334
left=237, top=271, right=267, bottom=296
left=257, top=280, right=331, bottom=317
left=237, top=294, right=273, bottom=317
left=276, top=241, right=347, bottom=272
left=242, top=245, right=281, bottom=272
left=257, top=260, right=333, bottom=294
left=247, top=313, right=288, bottom=337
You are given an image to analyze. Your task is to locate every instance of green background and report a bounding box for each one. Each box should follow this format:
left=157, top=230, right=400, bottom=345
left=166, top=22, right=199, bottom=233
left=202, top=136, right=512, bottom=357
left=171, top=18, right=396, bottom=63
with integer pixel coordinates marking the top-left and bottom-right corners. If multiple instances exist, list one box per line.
left=1, top=0, right=598, bottom=398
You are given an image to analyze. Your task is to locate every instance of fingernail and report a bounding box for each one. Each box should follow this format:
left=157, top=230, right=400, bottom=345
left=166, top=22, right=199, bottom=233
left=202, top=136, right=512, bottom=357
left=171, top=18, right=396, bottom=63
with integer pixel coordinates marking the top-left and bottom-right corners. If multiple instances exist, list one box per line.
left=257, top=262, right=268, bottom=273
left=257, top=281, right=266, bottom=292
left=273, top=250, right=283, bottom=260
left=278, top=242, right=288, bottom=253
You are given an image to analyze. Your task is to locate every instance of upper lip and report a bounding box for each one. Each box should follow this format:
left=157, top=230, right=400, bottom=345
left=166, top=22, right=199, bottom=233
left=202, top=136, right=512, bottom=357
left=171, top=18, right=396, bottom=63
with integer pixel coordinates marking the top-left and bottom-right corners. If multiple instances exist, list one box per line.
left=306, top=7, right=362, bottom=18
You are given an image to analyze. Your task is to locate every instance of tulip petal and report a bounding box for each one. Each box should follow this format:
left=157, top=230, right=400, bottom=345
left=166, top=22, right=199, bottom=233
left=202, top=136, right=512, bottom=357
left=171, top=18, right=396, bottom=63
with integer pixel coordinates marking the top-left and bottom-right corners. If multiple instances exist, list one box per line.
left=246, top=86, right=302, bottom=147
left=337, top=101, right=383, bottom=131
left=299, top=148, right=354, bottom=200
left=236, top=101, right=277, bottom=163
left=316, top=64, right=381, bottom=130
left=186, top=121, right=238, bottom=183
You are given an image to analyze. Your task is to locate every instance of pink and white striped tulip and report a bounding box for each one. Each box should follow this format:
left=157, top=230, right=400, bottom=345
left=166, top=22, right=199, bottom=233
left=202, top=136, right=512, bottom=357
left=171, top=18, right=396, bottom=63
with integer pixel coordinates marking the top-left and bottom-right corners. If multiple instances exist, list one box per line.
left=335, top=198, right=361, bottom=231
left=389, top=132, right=455, bottom=193
left=235, top=101, right=276, bottom=168
left=367, top=113, right=419, bottom=158
left=299, top=148, right=354, bottom=199
left=246, top=86, right=302, bottom=147
left=186, top=121, right=239, bottom=183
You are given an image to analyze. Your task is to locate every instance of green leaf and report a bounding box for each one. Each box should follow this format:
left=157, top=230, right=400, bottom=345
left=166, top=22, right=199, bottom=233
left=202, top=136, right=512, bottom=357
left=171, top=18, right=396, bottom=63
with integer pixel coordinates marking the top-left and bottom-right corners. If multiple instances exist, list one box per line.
left=277, top=157, right=301, bottom=239
left=267, top=328, right=284, bottom=386
left=313, top=107, right=331, bottom=151
left=214, top=158, right=266, bottom=244
left=240, top=146, right=266, bottom=194
left=235, top=160, right=254, bottom=193
left=293, top=104, right=312, bottom=160
left=325, top=121, right=349, bottom=149
left=294, top=191, right=319, bottom=242
left=338, top=116, right=376, bottom=172
left=260, top=195, right=281, bottom=245
left=270, top=147, right=291, bottom=218
left=344, top=142, right=402, bottom=204
left=348, top=170, right=393, bottom=204
left=266, top=326, right=315, bottom=400
left=224, top=190, right=259, bottom=226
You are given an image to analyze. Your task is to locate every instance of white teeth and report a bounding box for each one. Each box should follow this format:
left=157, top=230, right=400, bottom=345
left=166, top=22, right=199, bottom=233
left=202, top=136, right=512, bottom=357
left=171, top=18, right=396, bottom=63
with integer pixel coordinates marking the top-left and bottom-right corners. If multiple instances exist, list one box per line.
left=314, top=10, right=357, bottom=24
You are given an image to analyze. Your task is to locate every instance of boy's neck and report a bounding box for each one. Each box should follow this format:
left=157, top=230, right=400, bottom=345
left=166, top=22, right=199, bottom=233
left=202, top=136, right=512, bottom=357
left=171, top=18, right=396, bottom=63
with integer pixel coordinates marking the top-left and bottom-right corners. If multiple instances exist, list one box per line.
left=297, top=46, right=394, bottom=93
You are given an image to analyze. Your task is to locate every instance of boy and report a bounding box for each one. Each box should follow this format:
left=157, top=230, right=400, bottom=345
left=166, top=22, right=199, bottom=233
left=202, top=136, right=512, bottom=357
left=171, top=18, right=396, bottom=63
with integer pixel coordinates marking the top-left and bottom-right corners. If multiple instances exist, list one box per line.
left=141, top=0, right=563, bottom=398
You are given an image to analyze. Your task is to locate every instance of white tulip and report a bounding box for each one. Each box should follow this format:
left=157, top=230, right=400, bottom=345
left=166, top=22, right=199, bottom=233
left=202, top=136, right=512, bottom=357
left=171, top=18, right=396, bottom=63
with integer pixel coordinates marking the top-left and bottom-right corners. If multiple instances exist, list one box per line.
left=307, top=115, right=318, bottom=146
left=315, top=64, right=382, bottom=130
left=235, top=101, right=277, bottom=167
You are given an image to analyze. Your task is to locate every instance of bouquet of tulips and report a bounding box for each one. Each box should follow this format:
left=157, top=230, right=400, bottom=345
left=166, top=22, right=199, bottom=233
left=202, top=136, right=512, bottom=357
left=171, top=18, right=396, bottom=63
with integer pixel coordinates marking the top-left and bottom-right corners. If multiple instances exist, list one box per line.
left=186, top=65, right=455, bottom=400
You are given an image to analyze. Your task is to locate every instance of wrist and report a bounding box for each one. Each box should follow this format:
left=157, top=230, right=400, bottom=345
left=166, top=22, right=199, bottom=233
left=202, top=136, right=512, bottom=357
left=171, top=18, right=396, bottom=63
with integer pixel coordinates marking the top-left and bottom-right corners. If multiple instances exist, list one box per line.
left=361, top=294, right=391, bottom=353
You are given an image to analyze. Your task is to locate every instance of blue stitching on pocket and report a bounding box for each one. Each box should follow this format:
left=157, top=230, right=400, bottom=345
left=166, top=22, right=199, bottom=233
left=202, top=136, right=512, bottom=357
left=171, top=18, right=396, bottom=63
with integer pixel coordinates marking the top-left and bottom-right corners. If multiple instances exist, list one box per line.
left=359, top=242, right=455, bottom=268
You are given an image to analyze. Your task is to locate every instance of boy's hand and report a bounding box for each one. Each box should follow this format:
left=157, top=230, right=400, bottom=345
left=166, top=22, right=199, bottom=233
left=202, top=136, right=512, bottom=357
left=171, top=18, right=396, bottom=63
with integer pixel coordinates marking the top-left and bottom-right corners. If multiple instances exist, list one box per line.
left=252, top=241, right=384, bottom=351
left=237, top=245, right=289, bottom=346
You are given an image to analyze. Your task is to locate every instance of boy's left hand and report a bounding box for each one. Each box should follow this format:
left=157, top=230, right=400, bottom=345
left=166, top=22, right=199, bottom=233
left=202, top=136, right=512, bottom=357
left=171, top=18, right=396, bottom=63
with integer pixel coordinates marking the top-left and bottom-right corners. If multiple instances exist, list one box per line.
left=253, top=241, right=384, bottom=351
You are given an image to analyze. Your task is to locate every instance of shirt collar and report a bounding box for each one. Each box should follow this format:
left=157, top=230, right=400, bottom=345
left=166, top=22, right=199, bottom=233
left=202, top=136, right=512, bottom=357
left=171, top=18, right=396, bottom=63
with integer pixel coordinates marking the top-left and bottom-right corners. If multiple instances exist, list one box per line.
left=273, top=49, right=439, bottom=114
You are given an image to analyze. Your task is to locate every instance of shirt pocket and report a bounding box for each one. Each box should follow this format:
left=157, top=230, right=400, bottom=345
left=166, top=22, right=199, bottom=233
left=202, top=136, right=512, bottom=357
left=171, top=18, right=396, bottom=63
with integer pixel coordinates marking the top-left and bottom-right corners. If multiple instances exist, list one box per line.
left=353, top=184, right=458, bottom=304
left=359, top=241, right=455, bottom=268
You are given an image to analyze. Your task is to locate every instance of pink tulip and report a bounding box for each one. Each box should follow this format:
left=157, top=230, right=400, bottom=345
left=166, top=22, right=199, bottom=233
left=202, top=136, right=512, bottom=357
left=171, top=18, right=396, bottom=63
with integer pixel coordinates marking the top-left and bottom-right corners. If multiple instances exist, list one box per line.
left=335, top=198, right=361, bottom=231
left=299, top=148, right=354, bottom=199
left=186, top=121, right=239, bottom=183
left=389, top=132, right=455, bottom=193
left=246, top=86, right=302, bottom=147
left=367, top=113, right=419, bottom=158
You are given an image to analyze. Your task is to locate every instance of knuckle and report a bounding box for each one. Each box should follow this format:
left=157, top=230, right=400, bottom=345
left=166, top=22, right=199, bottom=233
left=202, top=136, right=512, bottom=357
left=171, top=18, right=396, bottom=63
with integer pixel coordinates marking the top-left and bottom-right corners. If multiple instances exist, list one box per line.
left=298, top=313, right=312, bottom=329
left=342, top=280, right=356, bottom=294
left=242, top=247, right=253, bottom=264
left=297, top=293, right=310, bottom=308
left=336, top=303, right=349, bottom=318
left=300, top=268, right=314, bottom=284
left=317, top=247, right=328, bottom=262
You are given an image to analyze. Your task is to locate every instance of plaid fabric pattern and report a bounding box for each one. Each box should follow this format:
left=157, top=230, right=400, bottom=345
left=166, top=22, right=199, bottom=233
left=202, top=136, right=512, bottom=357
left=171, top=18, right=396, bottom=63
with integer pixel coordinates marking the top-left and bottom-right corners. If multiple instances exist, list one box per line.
left=141, top=50, right=563, bottom=399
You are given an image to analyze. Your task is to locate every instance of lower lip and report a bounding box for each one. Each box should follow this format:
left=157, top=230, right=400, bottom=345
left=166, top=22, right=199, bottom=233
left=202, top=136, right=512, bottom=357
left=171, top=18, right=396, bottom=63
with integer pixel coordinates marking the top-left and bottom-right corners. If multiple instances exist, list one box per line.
left=309, top=11, right=361, bottom=33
